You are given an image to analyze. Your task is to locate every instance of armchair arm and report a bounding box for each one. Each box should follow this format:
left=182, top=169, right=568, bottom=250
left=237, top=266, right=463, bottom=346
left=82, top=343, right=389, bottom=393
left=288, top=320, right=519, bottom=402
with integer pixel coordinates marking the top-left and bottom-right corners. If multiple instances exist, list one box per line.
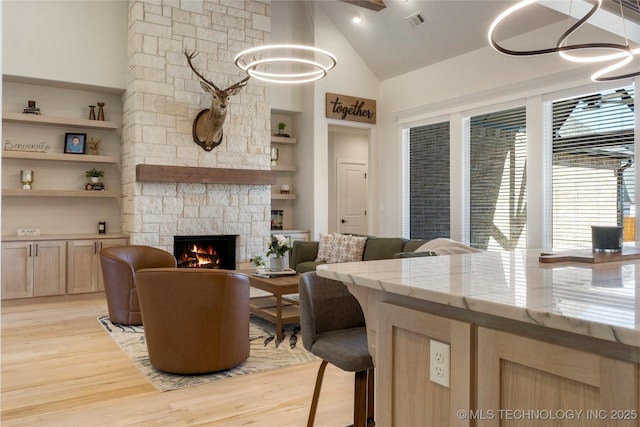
left=289, top=240, right=319, bottom=269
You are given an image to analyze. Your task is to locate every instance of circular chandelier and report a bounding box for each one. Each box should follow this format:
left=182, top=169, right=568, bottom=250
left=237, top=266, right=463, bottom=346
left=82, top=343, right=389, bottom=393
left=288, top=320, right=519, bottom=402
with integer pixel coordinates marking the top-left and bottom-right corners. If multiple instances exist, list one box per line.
left=488, top=0, right=640, bottom=81
left=234, top=44, right=337, bottom=84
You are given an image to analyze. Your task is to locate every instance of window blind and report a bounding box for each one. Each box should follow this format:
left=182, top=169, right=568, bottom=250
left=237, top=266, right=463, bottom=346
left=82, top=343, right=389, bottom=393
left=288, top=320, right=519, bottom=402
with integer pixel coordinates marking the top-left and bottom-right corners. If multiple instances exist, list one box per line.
left=551, top=86, right=635, bottom=249
left=408, top=121, right=450, bottom=240
left=469, top=107, right=527, bottom=251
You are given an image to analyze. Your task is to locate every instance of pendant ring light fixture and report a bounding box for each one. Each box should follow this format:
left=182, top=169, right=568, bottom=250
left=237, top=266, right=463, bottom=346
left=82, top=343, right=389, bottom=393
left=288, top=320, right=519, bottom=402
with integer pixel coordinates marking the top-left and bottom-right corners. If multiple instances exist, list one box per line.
left=488, top=0, right=640, bottom=81
left=234, top=44, right=337, bottom=84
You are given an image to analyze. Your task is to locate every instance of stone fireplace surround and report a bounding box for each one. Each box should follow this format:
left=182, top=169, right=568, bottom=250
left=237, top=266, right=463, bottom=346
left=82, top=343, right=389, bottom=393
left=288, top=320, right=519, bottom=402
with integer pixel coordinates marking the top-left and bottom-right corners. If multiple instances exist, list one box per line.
left=122, top=0, right=273, bottom=269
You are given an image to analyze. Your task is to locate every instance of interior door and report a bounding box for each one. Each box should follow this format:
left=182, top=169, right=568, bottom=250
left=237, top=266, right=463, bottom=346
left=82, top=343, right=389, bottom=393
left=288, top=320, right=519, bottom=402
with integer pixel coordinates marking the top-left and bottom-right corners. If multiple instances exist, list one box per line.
left=338, top=160, right=368, bottom=235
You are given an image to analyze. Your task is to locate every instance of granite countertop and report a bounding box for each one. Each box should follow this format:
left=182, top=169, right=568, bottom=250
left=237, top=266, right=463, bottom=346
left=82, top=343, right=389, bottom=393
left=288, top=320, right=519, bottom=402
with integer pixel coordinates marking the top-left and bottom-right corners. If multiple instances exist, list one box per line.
left=316, top=248, right=640, bottom=348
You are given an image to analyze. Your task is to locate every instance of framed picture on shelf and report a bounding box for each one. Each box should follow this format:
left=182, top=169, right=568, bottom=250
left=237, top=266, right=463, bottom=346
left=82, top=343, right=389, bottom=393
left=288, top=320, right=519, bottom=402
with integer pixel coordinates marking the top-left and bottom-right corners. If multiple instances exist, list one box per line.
left=64, top=133, right=86, bottom=154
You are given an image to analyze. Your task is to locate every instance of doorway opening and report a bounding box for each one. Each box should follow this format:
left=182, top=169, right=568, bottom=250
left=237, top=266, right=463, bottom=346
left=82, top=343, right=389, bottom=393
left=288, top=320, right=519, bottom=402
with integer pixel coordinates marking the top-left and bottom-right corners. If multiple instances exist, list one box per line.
left=328, top=126, right=370, bottom=235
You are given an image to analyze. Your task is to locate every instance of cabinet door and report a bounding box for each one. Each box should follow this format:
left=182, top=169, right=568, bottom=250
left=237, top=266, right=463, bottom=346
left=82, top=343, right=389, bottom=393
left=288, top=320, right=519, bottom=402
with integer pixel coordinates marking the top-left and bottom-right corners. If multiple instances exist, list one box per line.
left=377, top=302, right=472, bottom=427
left=96, top=238, right=128, bottom=291
left=1, top=242, right=33, bottom=299
left=32, top=240, right=67, bottom=297
left=477, top=327, right=639, bottom=427
left=67, top=240, right=100, bottom=294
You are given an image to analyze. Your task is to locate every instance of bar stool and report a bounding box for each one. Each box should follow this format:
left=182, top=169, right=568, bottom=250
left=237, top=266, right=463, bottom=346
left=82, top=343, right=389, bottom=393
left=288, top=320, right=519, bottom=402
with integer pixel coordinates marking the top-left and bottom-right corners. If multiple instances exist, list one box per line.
left=299, top=272, right=375, bottom=427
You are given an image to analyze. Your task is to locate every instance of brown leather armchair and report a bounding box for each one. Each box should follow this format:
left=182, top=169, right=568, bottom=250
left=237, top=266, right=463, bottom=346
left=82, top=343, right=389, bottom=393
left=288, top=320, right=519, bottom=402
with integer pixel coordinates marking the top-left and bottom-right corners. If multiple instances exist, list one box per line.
left=135, top=268, right=250, bottom=374
left=100, top=245, right=177, bottom=325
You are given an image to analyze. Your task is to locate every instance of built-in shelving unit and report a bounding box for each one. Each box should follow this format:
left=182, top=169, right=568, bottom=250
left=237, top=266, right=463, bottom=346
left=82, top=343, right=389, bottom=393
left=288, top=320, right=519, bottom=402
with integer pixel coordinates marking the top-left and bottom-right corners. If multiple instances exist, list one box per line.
left=2, top=150, right=119, bottom=164
left=2, top=79, right=124, bottom=236
left=270, top=136, right=297, bottom=200
left=271, top=194, right=296, bottom=200
left=2, top=189, right=118, bottom=198
left=270, top=113, right=303, bottom=233
left=271, top=136, right=296, bottom=145
left=271, top=165, right=296, bottom=172
left=2, top=112, right=118, bottom=130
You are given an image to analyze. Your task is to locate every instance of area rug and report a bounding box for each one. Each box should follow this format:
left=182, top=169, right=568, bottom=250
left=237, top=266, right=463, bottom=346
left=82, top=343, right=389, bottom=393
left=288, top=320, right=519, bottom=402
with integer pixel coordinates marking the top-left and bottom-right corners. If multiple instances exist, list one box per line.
left=98, top=314, right=318, bottom=392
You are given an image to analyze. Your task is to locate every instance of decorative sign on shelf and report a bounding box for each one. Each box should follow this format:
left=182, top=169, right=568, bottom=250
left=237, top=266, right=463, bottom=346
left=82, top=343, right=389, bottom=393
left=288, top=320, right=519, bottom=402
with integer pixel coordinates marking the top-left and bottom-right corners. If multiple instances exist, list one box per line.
left=325, top=92, right=376, bottom=124
left=4, top=139, right=51, bottom=153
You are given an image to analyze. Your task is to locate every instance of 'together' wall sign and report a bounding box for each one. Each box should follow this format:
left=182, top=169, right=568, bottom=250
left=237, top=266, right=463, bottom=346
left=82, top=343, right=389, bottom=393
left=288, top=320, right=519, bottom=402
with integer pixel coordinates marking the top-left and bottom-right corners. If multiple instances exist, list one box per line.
left=325, top=93, right=376, bottom=124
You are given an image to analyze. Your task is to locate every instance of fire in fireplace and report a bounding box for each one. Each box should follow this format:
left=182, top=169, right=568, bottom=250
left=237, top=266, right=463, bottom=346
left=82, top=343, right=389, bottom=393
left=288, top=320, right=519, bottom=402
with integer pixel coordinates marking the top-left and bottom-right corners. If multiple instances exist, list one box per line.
left=174, top=235, right=237, bottom=269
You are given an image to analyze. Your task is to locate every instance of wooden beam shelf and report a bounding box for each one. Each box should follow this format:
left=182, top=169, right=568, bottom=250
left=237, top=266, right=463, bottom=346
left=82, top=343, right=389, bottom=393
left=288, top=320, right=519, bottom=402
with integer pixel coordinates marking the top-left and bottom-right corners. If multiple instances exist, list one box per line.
left=136, top=164, right=277, bottom=185
left=2, top=150, right=119, bottom=164
left=2, top=112, right=118, bottom=130
left=2, top=189, right=119, bottom=198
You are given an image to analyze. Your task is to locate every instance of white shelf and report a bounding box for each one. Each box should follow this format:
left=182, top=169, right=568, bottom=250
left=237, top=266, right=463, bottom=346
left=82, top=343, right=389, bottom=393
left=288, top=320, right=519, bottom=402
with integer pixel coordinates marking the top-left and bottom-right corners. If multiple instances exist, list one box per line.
left=271, top=165, right=296, bottom=172
left=2, top=189, right=119, bottom=198
left=2, top=112, right=118, bottom=130
left=271, top=193, right=296, bottom=200
left=2, top=150, right=119, bottom=164
left=271, top=136, right=296, bottom=144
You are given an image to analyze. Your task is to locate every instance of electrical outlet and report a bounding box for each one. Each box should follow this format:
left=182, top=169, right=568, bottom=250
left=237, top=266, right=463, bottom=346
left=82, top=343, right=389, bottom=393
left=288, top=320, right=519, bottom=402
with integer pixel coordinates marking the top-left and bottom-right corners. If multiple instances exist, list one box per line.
left=430, top=339, right=450, bottom=388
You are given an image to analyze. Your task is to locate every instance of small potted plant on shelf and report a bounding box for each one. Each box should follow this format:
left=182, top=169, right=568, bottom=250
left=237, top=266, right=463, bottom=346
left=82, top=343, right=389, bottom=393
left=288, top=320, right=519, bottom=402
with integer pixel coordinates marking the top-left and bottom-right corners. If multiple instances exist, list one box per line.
left=85, top=168, right=104, bottom=182
left=85, top=168, right=104, bottom=184
left=277, top=122, right=288, bottom=137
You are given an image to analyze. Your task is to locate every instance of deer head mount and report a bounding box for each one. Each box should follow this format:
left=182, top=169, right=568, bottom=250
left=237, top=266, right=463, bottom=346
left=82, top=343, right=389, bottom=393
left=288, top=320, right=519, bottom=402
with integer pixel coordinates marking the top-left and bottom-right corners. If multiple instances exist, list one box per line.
left=184, top=49, right=250, bottom=151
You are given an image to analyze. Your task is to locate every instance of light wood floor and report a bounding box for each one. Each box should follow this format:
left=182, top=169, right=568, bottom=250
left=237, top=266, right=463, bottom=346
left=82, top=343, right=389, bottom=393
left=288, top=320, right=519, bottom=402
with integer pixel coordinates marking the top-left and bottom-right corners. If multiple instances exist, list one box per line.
left=1, top=293, right=354, bottom=426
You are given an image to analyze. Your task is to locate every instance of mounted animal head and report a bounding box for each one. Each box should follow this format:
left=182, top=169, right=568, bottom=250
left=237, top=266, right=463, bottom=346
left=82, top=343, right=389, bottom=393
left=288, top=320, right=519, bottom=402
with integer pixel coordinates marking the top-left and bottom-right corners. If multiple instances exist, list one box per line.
left=184, top=49, right=250, bottom=151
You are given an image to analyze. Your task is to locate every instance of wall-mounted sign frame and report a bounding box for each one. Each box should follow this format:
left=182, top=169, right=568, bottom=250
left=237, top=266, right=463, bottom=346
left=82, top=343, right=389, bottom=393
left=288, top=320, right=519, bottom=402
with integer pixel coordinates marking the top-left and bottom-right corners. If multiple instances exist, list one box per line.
left=325, top=92, right=376, bottom=124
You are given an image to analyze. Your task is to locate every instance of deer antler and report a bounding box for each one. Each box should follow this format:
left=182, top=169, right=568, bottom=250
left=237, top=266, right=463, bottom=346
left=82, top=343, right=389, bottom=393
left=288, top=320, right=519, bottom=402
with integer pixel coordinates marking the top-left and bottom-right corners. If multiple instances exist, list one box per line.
left=224, top=75, right=250, bottom=92
left=184, top=49, right=220, bottom=91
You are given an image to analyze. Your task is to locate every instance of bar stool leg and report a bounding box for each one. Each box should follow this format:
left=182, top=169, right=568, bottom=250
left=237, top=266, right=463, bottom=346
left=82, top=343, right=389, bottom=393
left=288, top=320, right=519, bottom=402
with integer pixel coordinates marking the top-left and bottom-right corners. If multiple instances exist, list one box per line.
left=354, top=370, right=368, bottom=427
left=307, top=360, right=329, bottom=427
left=367, top=368, right=375, bottom=426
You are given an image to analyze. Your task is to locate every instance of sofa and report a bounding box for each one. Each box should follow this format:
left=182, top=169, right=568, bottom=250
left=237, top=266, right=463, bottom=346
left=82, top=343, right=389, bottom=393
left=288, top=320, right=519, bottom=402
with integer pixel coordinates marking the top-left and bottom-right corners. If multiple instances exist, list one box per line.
left=289, top=235, right=431, bottom=273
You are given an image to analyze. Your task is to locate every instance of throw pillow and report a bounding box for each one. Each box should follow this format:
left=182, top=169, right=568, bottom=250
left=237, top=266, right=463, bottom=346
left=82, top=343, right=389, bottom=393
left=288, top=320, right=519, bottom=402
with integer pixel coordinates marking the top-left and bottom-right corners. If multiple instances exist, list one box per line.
left=315, top=233, right=335, bottom=262
left=328, top=233, right=367, bottom=263
left=414, top=238, right=481, bottom=255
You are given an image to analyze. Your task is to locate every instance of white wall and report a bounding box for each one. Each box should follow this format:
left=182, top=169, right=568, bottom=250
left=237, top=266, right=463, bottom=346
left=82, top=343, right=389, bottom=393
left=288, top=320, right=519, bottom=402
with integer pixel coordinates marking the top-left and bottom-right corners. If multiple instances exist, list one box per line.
left=2, top=1, right=127, bottom=90
left=296, top=3, right=379, bottom=239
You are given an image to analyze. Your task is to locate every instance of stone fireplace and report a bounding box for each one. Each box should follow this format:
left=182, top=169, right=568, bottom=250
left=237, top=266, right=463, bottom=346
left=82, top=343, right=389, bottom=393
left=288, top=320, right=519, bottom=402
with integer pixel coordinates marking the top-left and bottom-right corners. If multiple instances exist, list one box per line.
left=121, top=0, right=272, bottom=268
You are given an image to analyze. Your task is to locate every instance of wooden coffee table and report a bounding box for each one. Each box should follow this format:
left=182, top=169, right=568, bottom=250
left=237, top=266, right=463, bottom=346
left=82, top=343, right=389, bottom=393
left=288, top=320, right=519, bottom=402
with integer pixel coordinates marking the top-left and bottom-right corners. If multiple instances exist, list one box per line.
left=238, top=270, right=300, bottom=341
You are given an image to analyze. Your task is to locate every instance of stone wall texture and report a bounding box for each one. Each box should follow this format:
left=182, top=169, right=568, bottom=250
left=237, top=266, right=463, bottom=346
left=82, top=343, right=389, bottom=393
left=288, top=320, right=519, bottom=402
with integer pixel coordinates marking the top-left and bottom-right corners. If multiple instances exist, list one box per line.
left=123, top=0, right=271, bottom=265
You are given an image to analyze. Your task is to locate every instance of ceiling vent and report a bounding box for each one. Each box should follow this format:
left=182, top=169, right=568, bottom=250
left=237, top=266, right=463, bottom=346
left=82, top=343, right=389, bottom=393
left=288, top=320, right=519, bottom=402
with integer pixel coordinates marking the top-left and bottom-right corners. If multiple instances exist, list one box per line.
left=405, top=11, right=425, bottom=28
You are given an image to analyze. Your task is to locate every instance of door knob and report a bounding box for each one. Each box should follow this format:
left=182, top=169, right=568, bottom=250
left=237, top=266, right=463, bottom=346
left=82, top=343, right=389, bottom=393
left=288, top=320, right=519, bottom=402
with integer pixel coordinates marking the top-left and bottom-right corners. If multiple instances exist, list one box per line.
left=341, top=219, right=348, bottom=223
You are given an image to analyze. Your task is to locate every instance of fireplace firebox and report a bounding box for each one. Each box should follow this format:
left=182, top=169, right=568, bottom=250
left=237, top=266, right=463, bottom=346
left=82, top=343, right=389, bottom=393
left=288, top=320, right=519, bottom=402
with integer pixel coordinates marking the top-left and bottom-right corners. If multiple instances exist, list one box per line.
left=174, top=235, right=237, bottom=269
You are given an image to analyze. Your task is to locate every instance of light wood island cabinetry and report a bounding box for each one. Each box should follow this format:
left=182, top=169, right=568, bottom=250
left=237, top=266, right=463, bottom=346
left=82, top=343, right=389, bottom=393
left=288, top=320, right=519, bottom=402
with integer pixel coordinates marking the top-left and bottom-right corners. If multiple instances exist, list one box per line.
left=477, top=328, right=639, bottom=427
left=318, top=249, right=640, bottom=427
left=377, top=302, right=472, bottom=427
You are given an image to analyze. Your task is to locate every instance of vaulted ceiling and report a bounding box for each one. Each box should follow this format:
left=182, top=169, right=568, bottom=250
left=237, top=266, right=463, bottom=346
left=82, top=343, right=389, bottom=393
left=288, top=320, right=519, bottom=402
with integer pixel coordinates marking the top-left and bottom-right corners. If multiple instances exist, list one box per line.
left=315, top=0, right=640, bottom=81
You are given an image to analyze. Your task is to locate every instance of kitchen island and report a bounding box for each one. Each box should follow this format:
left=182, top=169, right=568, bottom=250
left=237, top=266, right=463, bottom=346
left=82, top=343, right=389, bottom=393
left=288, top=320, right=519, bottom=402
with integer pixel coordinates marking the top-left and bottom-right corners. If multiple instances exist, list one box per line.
left=317, top=249, right=640, bottom=426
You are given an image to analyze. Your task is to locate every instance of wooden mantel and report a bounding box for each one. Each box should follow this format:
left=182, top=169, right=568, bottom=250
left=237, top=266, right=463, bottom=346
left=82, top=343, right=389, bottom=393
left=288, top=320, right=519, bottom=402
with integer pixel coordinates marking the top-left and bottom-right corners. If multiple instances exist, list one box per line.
left=135, top=164, right=277, bottom=185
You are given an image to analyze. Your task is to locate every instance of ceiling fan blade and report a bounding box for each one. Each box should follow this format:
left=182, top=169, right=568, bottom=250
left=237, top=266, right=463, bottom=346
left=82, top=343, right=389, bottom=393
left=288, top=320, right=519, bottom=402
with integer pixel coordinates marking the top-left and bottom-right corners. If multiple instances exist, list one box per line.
left=339, top=0, right=386, bottom=12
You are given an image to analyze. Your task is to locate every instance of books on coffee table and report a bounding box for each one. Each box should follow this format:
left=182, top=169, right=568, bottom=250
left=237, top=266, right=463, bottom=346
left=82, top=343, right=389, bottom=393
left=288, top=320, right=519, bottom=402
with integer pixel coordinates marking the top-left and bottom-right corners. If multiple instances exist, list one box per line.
left=253, top=268, right=298, bottom=278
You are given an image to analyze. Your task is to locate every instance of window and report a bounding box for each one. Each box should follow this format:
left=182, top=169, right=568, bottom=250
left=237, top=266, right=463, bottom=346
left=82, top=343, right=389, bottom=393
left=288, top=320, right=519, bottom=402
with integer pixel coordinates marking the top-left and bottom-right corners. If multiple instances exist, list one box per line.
left=469, top=107, right=527, bottom=251
left=551, top=86, right=635, bottom=249
left=406, top=121, right=450, bottom=240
